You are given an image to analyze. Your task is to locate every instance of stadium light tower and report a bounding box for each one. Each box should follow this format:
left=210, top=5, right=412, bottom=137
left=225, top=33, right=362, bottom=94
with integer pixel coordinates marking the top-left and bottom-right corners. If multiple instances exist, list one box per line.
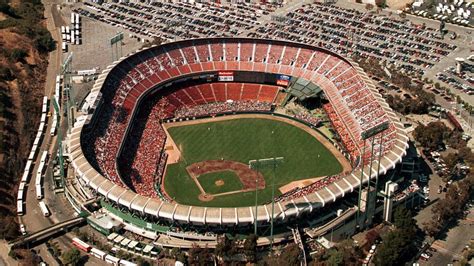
left=356, top=121, right=389, bottom=230
left=249, top=156, right=284, bottom=247
left=110, top=32, right=124, bottom=62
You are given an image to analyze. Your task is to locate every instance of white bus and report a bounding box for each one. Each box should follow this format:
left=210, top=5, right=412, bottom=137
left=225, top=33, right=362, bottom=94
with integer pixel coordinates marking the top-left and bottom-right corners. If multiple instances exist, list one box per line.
left=17, top=189, right=24, bottom=201
left=36, top=184, right=43, bottom=200
left=105, top=255, right=120, bottom=266
left=90, top=248, right=106, bottom=260
left=38, top=201, right=50, bottom=216
left=17, top=200, right=24, bottom=216
left=40, top=151, right=48, bottom=164
left=119, top=259, right=137, bottom=266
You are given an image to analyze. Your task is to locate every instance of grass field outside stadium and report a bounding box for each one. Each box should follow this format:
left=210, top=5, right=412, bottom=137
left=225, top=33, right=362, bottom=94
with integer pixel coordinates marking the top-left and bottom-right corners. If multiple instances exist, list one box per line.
left=163, top=117, right=343, bottom=207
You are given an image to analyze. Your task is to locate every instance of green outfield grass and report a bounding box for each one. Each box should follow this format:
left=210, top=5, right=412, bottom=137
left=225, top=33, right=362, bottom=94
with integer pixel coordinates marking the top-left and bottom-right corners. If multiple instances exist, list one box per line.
left=198, top=171, right=243, bottom=195
left=164, top=117, right=343, bottom=207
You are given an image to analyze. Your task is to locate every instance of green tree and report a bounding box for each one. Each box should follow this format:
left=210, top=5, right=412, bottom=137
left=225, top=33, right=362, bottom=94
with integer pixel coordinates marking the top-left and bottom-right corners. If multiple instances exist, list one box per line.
left=215, top=235, right=232, bottom=259
left=413, top=121, right=449, bottom=150
left=62, top=248, right=81, bottom=266
left=326, top=248, right=344, bottom=266
left=8, top=48, right=28, bottom=62
left=279, top=243, right=301, bottom=265
left=243, top=234, right=257, bottom=262
left=393, top=206, right=416, bottom=232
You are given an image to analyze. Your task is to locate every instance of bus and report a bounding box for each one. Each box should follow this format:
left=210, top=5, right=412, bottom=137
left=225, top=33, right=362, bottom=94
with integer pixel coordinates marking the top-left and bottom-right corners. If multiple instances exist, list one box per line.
left=105, top=255, right=120, bottom=266
left=17, top=200, right=24, bottom=216
left=36, top=184, right=43, bottom=200
left=119, top=259, right=137, bottom=266
left=72, top=237, right=91, bottom=253
left=38, top=201, right=50, bottom=217
left=90, top=248, right=106, bottom=260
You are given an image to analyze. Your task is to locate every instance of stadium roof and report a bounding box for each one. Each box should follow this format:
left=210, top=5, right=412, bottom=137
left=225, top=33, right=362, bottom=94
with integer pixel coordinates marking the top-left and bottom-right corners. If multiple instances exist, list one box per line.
left=288, top=77, right=322, bottom=100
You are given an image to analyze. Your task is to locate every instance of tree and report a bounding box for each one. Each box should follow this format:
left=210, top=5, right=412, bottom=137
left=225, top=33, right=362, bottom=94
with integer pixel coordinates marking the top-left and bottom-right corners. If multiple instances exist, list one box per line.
left=365, top=3, right=374, bottom=12
left=336, top=239, right=362, bottom=264
left=243, top=234, right=257, bottom=262
left=215, top=235, right=232, bottom=259
left=413, top=122, right=449, bottom=150
left=326, top=248, right=344, bottom=266
left=279, top=243, right=301, bottom=265
left=374, top=229, right=416, bottom=266
left=187, top=244, right=211, bottom=265
left=393, top=206, right=416, bottom=232
left=9, top=48, right=28, bottom=62
left=62, top=248, right=81, bottom=266
left=34, top=29, right=56, bottom=53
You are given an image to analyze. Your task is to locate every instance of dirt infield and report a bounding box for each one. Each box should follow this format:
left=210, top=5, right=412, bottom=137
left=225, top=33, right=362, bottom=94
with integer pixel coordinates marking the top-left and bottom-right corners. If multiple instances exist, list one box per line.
left=187, top=160, right=265, bottom=190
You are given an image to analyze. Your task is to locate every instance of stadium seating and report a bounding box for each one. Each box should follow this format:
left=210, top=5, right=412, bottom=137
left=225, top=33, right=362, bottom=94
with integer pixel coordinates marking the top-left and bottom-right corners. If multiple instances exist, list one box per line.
left=82, top=38, right=405, bottom=203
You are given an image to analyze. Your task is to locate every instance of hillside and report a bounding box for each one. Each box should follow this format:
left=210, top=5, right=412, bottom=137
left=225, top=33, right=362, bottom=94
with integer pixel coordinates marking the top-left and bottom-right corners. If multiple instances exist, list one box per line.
left=0, top=0, right=55, bottom=241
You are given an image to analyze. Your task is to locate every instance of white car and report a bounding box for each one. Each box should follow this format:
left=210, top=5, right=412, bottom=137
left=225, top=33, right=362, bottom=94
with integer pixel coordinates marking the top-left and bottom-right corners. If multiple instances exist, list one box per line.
left=420, top=253, right=430, bottom=259
left=19, top=224, right=26, bottom=235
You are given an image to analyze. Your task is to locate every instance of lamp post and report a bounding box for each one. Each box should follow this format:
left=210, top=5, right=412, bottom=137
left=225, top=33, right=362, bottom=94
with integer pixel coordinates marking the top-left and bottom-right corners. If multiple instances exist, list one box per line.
left=249, top=156, right=284, bottom=247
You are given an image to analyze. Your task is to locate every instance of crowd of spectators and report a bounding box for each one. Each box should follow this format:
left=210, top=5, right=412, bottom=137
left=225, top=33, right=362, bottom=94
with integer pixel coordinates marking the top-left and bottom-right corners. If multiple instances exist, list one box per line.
left=119, top=98, right=168, bottom=198
left=274, top=172, right=349, bottom=203
left=172, top=100, right=272, bottom=119
left=294, top=112, right=321, bottom=128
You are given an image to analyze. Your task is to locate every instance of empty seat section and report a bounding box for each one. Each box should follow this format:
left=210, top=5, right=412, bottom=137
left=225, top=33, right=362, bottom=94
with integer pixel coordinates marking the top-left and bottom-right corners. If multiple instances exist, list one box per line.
left=225, top=42, right=239, bottom=61
left=267, top=44, right=284, bottom=64
left=173, top=90, right=195, bottom=106
left=167, top=46, right=185, bottom=67
left=210, top=42, right=224, bottom=61
left=211, top=83, right=226, bottom=102
left=241, top=83, right=260, bottom=100
left=186, top=86, right=206, bottom=104
left=307, top=51, right=326, bottom=71
left=258, top=85, right=279, bottom=102
left=226, top=83, right=242, bottom=101
left=166, top=93, right=186, bottom=107
left=281, top=45, right=298, bottom=66
left=195, top=43, right=212, bottom=71
left=254, top=43, right=268, bottom=63
left=240, top=42, right=254, bottom=62
left=317, top=55, right=338, bottom=76
left=295, top=48, right=313, bottom=68
left=198, top=83, right=216, bottom=102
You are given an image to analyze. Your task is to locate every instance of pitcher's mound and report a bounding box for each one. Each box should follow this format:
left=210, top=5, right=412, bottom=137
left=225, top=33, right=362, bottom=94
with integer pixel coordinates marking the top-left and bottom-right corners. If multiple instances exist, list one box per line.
left=215, top=179, right=225, bottom=186
left=199, top=193, right=214, bottom=202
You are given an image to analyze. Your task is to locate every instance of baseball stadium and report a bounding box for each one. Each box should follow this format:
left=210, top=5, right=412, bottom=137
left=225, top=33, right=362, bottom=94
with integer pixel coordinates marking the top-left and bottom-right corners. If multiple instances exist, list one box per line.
left=68, top=38, right=409, bottom=244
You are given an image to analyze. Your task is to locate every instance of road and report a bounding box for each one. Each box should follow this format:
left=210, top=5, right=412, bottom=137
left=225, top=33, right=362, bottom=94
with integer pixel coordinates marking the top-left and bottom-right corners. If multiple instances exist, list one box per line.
left=8, top=0, right=89, bottom=264
left=418, top=206, right=474, bottom=265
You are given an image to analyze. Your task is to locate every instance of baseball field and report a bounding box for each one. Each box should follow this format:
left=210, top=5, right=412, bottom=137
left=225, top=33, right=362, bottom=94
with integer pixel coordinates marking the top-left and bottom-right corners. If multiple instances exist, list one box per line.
left=163, top=116, right=343, bottom=207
